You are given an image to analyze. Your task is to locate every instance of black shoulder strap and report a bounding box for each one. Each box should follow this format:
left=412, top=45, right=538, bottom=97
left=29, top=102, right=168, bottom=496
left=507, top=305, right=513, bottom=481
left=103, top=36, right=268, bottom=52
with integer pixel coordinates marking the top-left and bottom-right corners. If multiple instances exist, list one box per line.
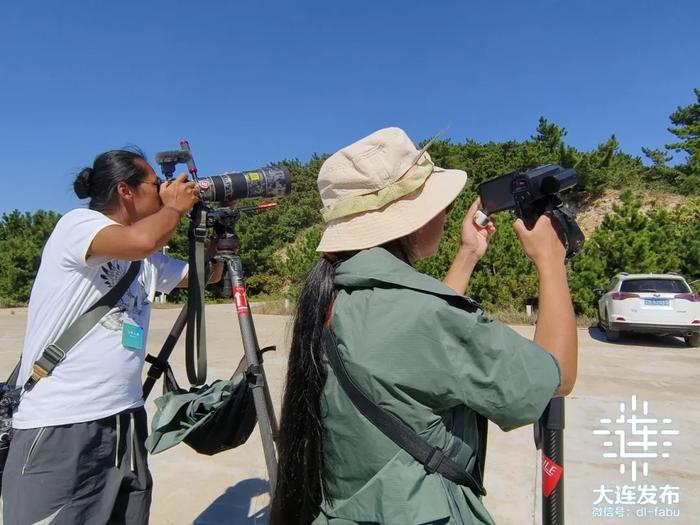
left=322, top=327, right=487, bottom=497
left=23, top=260, right=142, bottom=391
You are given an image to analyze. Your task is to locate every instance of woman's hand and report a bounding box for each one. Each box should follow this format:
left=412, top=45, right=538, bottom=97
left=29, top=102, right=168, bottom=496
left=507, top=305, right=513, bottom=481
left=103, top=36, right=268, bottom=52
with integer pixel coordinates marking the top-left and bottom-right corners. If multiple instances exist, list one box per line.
left=159, top=173, right=199, bottom=215
left=458, top=197, right=496, bottom=259
left=442, top=198, right=496, bottom=295
left=512, top=213, right=566, bottom=272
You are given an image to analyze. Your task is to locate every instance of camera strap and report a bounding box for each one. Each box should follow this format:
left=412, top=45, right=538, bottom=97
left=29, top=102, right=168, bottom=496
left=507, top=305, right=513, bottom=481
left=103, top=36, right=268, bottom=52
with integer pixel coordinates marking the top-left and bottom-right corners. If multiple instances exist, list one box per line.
left=321, top=326, right=487, bottom=497
left=185, top=204, right=208, bottom=386
left=143, top=257, right=219, bottom=400
left=23, top=261, right=141, bottom=392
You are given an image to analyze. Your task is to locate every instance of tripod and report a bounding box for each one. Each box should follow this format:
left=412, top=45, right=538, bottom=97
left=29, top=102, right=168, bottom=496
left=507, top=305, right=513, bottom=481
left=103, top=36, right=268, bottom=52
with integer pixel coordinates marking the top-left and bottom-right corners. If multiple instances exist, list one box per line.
left=142, top=204, right=281, bottom=498
left=213, top=239, right=280, bottom=495
left=149, top=139, right=288, bottom=498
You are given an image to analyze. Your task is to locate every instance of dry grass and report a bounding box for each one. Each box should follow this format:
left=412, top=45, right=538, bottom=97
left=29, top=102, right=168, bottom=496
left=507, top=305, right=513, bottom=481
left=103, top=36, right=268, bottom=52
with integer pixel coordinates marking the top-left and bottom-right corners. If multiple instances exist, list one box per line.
left=490, top=308, right=596, bottom=327
left=151, top=302, right=187, bottom=310
left=250, top=299, right=294, bottom=316
left=245, top=300, right=596, bottom=328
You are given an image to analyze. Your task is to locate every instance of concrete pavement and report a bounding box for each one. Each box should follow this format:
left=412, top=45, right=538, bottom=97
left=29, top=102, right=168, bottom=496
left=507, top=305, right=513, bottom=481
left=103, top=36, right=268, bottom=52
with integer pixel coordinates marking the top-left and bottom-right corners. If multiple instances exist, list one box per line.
left=0, top=305, right=698, bottom=524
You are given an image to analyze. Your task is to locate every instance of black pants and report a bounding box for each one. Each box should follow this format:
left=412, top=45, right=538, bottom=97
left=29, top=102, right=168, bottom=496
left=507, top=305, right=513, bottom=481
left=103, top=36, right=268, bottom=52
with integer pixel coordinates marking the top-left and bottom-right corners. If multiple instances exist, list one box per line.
left=1, top=407, right=152, bottom=525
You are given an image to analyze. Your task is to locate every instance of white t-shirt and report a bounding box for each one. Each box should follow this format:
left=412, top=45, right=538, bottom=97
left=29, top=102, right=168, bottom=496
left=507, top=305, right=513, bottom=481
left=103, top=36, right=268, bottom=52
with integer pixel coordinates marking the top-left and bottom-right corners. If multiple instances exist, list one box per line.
left=13, top=208, right=188, bottom=429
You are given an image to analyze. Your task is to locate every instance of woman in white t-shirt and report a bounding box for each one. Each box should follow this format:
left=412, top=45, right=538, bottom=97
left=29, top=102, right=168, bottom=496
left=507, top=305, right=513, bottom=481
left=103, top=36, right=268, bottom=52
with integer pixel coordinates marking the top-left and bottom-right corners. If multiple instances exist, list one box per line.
left=2, top=148, right=207, bottom=525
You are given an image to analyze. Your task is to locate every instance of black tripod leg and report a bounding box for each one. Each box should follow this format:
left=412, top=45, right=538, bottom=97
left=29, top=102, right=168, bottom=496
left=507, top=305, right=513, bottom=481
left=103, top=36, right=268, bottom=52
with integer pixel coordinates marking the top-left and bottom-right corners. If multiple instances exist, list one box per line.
left=225, top=258, right=279, bottom=496
left=232, top=350, right=279, bottom=442
left=143, top=304, right=188, bottom=400
left=230, top=351, right=279, bottom=441
left=260, top=360, right=279, bottom=441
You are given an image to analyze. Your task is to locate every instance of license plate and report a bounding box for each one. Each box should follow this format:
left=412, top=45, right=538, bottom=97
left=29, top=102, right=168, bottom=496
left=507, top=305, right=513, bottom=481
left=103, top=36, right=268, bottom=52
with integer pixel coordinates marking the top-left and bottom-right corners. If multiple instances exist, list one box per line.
left=644, top=298, right=669, bottom=306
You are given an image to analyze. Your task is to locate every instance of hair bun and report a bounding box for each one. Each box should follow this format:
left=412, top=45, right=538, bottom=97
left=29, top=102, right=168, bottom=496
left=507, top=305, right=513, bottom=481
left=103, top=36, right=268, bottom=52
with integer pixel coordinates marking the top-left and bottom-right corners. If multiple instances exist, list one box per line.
left=74, top=167, right=94, bottom=199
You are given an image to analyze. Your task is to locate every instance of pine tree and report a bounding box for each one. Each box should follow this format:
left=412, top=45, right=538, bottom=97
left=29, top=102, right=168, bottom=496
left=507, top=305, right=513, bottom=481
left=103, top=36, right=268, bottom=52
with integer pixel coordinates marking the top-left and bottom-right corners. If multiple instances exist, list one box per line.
left=666, top=88, right=700, bottom=173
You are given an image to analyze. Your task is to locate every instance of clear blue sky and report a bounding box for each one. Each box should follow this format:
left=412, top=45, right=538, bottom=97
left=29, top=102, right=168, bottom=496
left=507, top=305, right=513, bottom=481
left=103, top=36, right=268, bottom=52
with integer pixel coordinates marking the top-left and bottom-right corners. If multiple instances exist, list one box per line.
left=1, top=0, right=697, bottom=214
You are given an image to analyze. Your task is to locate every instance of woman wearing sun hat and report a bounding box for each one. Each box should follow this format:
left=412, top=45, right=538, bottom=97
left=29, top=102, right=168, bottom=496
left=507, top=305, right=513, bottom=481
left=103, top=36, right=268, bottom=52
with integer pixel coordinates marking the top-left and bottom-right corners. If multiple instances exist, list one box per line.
left=271, top=127, right=577, bottom=525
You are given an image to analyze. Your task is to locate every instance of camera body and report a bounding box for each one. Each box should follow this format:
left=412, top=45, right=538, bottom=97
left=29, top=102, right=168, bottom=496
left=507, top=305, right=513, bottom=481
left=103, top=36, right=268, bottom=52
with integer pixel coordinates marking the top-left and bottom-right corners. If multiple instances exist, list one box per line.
left=479, top=164, right=577, bottom=224
left=478, top=164, right=584, bottom=258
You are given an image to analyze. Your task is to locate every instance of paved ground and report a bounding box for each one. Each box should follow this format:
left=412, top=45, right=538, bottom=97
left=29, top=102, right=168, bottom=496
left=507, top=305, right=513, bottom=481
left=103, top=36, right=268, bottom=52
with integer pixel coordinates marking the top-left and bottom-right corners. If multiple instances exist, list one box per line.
left=1, top=305, right=698, bottom=525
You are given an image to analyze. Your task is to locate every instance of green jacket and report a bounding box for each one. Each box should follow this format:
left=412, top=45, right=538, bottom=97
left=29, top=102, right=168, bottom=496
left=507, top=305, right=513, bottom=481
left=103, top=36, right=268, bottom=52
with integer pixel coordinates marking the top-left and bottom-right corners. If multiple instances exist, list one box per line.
left=314, top=248, right=561, bottom=525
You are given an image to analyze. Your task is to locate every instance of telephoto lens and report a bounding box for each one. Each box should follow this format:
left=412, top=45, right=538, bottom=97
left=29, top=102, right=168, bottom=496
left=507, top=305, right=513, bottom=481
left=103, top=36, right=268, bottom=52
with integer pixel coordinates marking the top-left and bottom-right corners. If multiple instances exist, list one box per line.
left=197, top=166, right=291, bottom=203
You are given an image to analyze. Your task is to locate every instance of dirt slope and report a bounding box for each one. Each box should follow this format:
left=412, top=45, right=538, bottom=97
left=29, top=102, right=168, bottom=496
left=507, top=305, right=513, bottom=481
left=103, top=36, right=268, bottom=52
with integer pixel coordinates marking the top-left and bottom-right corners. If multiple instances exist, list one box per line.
left=575, top=189, right=686, bottom=237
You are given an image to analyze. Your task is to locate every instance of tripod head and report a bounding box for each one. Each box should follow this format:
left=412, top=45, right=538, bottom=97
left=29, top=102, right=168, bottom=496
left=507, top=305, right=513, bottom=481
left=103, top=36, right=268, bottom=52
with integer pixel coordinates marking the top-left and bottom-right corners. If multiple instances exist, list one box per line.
left=204, top=202, right=280, bottom=262
left=208, top=201, right=278, bottom=234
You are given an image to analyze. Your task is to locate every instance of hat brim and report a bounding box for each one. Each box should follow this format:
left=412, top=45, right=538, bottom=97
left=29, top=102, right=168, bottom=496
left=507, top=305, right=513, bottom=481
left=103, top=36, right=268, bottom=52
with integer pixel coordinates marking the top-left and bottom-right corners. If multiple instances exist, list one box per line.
left=316, top=167, right=467, bottom=252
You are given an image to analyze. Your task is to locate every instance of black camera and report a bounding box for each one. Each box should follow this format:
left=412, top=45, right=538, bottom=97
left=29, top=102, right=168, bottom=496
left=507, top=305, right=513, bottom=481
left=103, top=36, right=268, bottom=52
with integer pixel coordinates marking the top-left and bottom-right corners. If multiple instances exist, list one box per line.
left=154, top=149, right=291, bottom=204
left=479, top=164, right=576, bottom=218
left=478, top=164, right=584, bottom=258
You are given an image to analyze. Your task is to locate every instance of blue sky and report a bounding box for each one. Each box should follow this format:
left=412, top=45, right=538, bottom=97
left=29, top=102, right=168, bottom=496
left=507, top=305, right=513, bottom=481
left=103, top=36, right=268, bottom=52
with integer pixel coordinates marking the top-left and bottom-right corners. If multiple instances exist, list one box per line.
left=1, top=0, right=698, bottom=214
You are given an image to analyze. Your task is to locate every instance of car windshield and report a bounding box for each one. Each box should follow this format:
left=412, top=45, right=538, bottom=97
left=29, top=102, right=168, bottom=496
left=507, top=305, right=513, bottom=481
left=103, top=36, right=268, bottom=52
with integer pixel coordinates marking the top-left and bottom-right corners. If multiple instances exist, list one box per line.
left=620, top=278, right=690, bottom=293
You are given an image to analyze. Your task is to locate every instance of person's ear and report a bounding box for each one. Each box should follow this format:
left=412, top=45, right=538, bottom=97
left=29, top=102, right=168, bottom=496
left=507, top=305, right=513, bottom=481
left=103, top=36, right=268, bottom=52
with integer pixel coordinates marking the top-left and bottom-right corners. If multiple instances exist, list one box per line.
left=116, top=181, right=134, bottom=202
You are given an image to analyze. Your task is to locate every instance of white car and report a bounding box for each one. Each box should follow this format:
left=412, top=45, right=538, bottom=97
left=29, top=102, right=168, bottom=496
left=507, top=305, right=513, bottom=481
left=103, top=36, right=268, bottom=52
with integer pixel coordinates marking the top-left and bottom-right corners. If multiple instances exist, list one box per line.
left=595, top=273, right=700, bottom=347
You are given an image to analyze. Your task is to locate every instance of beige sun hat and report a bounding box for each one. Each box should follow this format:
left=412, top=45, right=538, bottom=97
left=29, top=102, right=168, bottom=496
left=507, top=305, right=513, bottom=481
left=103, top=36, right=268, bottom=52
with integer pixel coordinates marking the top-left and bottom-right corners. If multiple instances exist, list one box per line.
left=316, top=127, right=467, bottom=252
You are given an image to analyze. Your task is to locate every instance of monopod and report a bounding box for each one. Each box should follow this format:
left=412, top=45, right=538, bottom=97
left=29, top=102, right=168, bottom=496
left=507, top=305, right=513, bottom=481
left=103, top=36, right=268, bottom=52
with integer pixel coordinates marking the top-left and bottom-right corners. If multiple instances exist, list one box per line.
left=535, top=397, right=565, bottom=525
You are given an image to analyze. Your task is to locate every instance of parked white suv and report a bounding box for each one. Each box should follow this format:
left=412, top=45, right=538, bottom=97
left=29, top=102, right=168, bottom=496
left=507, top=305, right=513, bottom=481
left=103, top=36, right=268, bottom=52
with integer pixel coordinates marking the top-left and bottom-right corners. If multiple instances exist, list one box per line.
left=595, top=273, right=700, bottom=347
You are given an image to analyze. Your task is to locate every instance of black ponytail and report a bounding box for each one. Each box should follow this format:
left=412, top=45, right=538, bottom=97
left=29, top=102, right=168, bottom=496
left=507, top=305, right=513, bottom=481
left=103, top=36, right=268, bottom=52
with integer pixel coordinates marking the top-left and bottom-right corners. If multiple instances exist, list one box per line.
left=271, top=240, right=412, bottom=524
left=73, top=148, right=149, bottom=212
left=271, top=257, right=336, bottom=524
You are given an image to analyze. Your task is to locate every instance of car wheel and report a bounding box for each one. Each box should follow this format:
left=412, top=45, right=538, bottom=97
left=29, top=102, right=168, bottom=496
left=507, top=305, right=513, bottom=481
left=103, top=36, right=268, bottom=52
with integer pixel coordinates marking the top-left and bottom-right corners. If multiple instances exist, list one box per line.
left=606, top=328, right=621, bottom=342
left=685, top=333, right=700, bottom=348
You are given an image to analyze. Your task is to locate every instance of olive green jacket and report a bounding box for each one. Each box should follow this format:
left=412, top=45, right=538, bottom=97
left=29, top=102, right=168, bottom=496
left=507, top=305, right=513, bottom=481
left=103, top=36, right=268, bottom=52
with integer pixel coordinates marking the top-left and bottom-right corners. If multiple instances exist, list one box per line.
left=313, top=248, right=561, bottom=525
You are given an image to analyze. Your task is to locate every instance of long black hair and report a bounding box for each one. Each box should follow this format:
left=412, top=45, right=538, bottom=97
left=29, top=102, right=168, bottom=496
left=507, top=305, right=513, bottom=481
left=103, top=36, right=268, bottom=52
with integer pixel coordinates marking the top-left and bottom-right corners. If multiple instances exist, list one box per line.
left=271, top=239, right=412, bottom=525
left=73, top=148, right=149, bottom=212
